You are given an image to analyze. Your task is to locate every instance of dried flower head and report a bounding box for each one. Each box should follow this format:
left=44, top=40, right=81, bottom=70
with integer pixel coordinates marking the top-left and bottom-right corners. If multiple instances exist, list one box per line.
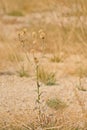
left=23, top=28, right=27, bottom=34
left=18, top=31, right=23, bottom=43
left=18, top=31, right=23, bottom=36
left=39, top=29, right=46, bottom=39
left=39, top=29, right=43, bottom=34
left=32, top=31, right=37, bottom=39
left=34, top=57, right=39, bottom=64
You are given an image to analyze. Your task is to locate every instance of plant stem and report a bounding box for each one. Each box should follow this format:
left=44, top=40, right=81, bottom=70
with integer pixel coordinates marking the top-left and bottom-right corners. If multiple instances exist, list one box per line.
left=36, top=64, right=41, bottom=121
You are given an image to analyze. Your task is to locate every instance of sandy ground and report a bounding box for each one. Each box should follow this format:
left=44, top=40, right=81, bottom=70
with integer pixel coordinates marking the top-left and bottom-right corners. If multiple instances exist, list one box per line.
left=0, top=74, right=87, bottom=129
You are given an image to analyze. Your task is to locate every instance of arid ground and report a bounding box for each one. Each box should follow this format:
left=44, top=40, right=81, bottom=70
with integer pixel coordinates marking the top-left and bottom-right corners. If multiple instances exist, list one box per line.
left=0, top=0, right=87, bottom=130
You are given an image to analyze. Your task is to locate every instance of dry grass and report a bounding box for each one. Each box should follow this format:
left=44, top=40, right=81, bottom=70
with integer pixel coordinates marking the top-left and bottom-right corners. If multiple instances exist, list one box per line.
left=38, top=67, right=56, bottom=85
left=46, top=98, right=67, bottom=110
left=0, top=0, right=87, bottom=14
left=0, top=0, right=87, bottom=130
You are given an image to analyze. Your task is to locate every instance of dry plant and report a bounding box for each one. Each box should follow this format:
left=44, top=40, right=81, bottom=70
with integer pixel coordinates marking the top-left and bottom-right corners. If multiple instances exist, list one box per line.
left=38, top=67, right=56, bottom=86
left=18, top=28, right=58, bottom=130
left=71, top=79, right=87, bottom=129
left=7, top=10, right=24, bottom=16
left=32, top=31, right=58, bottom=130
left=18, top=28, right=30, bottom=77
left=46, top=98, right=67, bottom=110
left=77, top=66, right=87, bottom=92
left=50, top=53, right=63, bottom=63
left=73, top=87, right=87, bottom=129
left=1, top=0, right=87, bottom=129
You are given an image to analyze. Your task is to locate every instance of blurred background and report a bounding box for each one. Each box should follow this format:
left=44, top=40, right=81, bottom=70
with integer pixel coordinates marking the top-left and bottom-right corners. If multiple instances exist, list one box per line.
left=0, top=0, right=87, bottom=74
